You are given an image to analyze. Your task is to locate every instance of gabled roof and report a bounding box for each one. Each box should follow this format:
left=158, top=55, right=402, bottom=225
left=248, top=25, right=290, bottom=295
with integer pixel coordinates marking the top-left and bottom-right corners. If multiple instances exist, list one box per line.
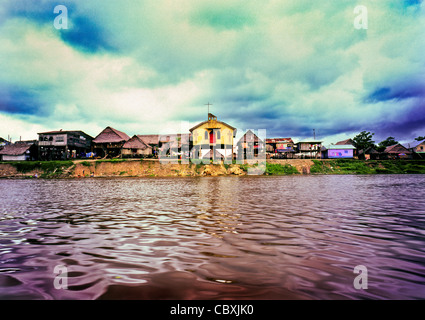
left=384, top=143, right=411, bottom=154
left=93, top=127, right=130, bottom=144
left=0, top=143, right=32, bottom=156
left=189, top=119, right=236, bottom=133
left=122, top=135, right=150, bottom=150
left=335, top=138, right=354, bottom=145
left=238, top=130, right=263, bottom=144
left=38, top=130, right=93, bottom=139
left=405, top=140, right=425, bottom=149
left=137, top=135, right=159, bottom=146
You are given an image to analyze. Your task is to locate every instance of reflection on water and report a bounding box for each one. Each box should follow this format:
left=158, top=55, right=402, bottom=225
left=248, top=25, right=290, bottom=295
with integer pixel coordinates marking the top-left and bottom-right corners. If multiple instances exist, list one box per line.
left=1, top=175, right=425, bottom=299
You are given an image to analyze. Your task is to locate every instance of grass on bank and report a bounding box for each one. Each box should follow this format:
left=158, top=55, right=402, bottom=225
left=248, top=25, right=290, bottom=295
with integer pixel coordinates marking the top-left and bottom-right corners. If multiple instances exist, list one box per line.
left=310, top=159, right=425, bottom=174
left=265, top=163, right=299, bottom=175
left=2, top=160, right=74, bottom=177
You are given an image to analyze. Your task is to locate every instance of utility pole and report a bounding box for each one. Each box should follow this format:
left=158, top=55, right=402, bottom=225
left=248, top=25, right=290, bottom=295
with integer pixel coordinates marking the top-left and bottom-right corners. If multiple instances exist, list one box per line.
left=313, top=129, right=316, bottom=140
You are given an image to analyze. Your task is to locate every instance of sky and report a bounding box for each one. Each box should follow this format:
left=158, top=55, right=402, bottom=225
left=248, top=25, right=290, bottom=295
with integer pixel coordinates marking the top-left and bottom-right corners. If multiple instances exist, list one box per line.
left=0, top=0, right=424, bottom=145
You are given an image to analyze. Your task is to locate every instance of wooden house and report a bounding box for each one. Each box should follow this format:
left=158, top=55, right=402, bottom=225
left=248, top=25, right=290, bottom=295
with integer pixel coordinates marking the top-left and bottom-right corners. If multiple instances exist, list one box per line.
left=0, top=142, right=37, bottom=161
left=38, top=130, right=93, bottom=160
left=295, top=140, right=322, bottom=159
left=407, top=140, right=425, bottom=159
left=383, top=143, right=412, bottom=159
left=189, top=113, right=236, bottom=160
left=137, top=134, right=190, bottom=158
left=92, top=127, right=130, bottom=158
left=121, top=135, right=152, bottom=158
left=265, top=138, right=295, bottom=158
left=361, top=147, right=380, bottom=160
left=237, top=130, right=265, bottom=159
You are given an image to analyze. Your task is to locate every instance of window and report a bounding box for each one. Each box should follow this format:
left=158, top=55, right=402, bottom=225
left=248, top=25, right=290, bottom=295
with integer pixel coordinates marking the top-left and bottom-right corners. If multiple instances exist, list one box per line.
left=56, top=136, right=64, bottom=142
left=205, top=131, right=208, bottom=140
left=216, top=130, right=221, bottom=140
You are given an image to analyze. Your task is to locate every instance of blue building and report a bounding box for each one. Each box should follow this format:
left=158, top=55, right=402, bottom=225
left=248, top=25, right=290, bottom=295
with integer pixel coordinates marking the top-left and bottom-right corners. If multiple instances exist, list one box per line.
left=322, top=144, right=356, bottom=159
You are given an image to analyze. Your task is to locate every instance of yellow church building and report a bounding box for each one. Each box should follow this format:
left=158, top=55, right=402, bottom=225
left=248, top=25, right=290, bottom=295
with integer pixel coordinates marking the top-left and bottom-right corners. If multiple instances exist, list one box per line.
left=189, top=113, right=237, bottom=160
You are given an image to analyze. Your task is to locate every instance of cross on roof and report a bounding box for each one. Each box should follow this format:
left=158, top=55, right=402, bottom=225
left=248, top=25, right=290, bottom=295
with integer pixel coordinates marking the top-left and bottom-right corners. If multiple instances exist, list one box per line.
left=205, top=102, right=212, bottom=114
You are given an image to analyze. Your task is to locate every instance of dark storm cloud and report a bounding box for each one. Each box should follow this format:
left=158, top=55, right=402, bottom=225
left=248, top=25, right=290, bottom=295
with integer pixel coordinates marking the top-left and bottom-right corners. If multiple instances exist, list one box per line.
left=0, top=86, right=44, bottom=115
left=365, top=82, right=425, bottom=103
left=59, top=15, right=118, bottom=54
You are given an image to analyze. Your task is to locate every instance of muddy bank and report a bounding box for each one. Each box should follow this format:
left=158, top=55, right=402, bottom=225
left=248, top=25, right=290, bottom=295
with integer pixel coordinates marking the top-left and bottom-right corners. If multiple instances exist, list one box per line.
left=18, top=158, right=425, bottom=178
left=73, top=160, right=249, bottom=177
left=0, top=159, right=312, bottom=178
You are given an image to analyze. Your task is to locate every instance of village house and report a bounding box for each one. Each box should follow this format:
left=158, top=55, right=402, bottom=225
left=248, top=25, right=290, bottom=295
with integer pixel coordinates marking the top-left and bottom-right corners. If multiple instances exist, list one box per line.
left=383, top=143, right=412, bottom=159
left=38, top=130, right=93, bottom=160
left=136, top=134, right=191, bottom=158
left=0, top=141, right=38, bottom=161
left=92, top=126, right=130, bottom=158
left=335, top=138, right=355, bottom=146
left=407, top=140, right=425, bottom=159
left=137, top=135, right=160, bottom=157
left=237, top=130, right=265, bottom=159
left=334, top=138, right=357, bottom=157
left=295, top=140, right=323, bottom=159
left=121, top=135, right=153, bottom=158
left=359, top=146, right=380, bottom=160
left=321, top=144, right=356, bottom=159
left=265, top=138, right=295, bottom=159
left=189, top=113, right=236, bottom=161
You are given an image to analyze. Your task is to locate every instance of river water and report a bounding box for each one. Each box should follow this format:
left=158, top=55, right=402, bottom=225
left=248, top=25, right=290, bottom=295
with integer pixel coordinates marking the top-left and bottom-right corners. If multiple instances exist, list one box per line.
left=0, top=175, right=425, bottom=300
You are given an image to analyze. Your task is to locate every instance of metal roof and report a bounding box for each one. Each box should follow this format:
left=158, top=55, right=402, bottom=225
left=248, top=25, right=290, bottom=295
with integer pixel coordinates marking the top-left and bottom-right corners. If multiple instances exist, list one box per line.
left=324, top=144, right=356, bottom=150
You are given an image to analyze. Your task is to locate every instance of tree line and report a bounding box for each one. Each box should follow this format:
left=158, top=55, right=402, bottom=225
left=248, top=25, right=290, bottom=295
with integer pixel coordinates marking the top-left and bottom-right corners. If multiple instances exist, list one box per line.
left=352, top=131, right=424, bottom=152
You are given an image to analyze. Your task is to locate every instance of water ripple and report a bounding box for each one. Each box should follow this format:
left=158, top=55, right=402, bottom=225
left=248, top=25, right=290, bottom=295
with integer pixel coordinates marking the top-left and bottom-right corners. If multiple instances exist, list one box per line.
left=1, top=175, right=425, bottom=299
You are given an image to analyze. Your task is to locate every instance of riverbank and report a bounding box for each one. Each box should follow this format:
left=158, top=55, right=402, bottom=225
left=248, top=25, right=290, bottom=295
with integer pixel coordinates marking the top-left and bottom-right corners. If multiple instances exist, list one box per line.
left=1, top=159, right=425, bottom=178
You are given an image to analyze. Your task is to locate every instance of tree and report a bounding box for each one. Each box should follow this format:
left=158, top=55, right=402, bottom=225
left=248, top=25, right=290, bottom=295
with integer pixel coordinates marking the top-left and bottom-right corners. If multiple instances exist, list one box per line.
left=376, top=136, right=398, bottom=152
left=415, top=136, right=425, bottom=141
left=352, top=131, right=375, bottom=151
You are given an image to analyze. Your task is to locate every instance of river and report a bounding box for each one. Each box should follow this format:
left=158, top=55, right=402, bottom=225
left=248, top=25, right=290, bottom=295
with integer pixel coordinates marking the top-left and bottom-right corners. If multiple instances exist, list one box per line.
left=1, top=175, right=425, bottom=299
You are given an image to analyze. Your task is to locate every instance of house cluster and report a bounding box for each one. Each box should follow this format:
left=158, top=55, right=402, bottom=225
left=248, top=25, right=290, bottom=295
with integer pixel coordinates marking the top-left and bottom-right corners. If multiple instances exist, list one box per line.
left=1, top=114, right=425, bottom=161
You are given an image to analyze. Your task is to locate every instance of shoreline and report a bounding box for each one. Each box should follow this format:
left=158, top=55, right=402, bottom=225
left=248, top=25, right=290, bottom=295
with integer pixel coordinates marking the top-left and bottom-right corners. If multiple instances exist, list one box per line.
left=1, top=159, right=425, bottom=179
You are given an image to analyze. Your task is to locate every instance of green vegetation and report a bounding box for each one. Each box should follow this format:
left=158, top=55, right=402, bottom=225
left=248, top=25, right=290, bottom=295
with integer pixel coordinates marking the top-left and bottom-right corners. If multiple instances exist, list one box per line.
left=265, top=163, right=299, bottom=175
left=4, top=161, right=74, bottom=178
left=310, top=159, right=425, bottom=174
left=80, top=161, right=93, bottom=167
left=352, top=131, right=375, bottom=151
left=95, top=159, right=126, bottom=163
left=239, top=163, right=250, bottom=172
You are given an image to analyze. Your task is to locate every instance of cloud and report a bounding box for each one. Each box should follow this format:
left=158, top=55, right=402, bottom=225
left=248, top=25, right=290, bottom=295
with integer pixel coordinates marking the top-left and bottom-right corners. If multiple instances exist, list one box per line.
left=0, top=0, right=425, bottom=144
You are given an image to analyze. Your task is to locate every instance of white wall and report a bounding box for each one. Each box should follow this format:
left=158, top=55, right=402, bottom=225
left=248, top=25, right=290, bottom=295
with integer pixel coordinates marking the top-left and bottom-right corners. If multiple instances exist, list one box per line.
left=2, top=155, right=27, bottom=161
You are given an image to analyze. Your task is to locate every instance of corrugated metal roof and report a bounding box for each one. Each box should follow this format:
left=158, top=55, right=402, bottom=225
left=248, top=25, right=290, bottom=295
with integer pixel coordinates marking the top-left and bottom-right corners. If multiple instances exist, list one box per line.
left=324, top=144, right=356, bottom=150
